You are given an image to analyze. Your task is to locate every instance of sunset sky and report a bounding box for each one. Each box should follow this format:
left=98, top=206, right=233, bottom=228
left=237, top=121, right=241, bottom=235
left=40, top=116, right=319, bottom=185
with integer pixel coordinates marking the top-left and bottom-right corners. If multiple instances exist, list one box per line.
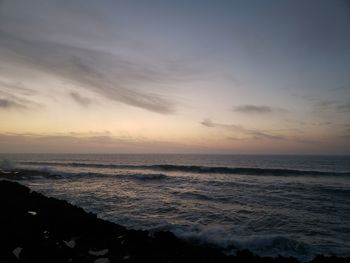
left=1, top=0, right=350, bottom=154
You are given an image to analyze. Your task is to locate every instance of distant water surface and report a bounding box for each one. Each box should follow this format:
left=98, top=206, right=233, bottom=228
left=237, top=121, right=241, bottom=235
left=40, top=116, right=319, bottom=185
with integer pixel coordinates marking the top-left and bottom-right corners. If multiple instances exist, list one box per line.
left=1, top=154, right=350, bottom=261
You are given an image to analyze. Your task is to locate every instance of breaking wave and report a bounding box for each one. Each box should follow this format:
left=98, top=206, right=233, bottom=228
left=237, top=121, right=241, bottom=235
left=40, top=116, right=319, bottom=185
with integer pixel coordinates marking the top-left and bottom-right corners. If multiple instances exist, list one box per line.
left=154, top=225, right=316, bottom=261
left=21, top=161, right=350, bottom=177
left=0, top=168, right=168, bottom=181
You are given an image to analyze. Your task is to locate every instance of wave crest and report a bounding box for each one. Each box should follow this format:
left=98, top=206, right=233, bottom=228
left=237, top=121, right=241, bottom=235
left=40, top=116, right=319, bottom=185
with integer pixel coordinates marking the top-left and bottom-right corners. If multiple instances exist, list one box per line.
left=170, top=226, right=313, bottom=261
left=21, top=161, right=350, bottom=176
left=0, top=168, right=168, bottom=181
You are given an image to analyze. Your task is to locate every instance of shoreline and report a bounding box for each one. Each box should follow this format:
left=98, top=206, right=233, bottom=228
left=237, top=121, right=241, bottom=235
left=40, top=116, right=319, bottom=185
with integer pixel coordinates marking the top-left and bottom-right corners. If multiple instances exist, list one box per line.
left=0, top=179, right=348, bottom=263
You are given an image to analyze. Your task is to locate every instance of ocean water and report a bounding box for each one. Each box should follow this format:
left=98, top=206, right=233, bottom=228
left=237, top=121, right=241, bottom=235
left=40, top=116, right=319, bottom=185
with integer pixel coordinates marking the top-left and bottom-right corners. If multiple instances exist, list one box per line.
left=1, top=154, right=350, bottom=261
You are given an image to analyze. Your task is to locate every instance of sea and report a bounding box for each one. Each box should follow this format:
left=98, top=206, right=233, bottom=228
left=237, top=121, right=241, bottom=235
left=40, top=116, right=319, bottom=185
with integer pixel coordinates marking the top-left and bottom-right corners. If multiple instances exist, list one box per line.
left=0, top=154, right=349, bottom=261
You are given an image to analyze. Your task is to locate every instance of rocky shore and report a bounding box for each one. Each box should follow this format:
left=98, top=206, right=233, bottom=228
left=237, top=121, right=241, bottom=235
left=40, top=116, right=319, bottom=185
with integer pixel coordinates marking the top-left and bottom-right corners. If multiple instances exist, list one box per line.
left=0, top=180, right=348, bottom=263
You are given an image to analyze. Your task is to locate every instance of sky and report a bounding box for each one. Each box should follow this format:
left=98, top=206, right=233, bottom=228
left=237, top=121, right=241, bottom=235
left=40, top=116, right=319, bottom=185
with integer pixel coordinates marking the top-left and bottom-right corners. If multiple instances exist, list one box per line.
left=0, top=0, right=350, bottom=154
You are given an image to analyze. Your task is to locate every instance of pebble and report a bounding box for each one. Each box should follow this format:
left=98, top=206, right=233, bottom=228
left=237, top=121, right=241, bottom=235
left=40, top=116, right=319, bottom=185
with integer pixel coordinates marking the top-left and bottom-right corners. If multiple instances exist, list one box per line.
left=89, top=248, right=109, bottom=256
left=63, top=239, right=76, bottom=249
left=94, top=258, right=109, bottom=263
left=12, top=247, right=22, bottom=259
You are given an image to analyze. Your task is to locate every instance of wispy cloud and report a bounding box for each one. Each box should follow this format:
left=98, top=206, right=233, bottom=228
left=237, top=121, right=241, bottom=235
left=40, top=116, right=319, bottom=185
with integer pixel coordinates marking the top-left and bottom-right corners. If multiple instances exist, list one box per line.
left=201, top=118, right=286, bottom=140
left=0, top=0, right=203, bottom=115
left=233, top=104, right=286, bottom=114
left=0, top=80, right=37, bottom=96
left=313, top=100, right=338, bottom=110
left=0, top=32, right=178, bottom=114
left=0, top=90, right=39, bottom=110
left=0, top=98, right=25, bottom=109
left=337, top=101, right=350, bottom=112
left=312, top=100, right=350, bottom=114
left=201, top=118, right=216, bottom=128
left=200, top=118, right=316, bottom=144
left=317, top=121, right=332, bottom=126
left=69, top=92, right=93, bottom=107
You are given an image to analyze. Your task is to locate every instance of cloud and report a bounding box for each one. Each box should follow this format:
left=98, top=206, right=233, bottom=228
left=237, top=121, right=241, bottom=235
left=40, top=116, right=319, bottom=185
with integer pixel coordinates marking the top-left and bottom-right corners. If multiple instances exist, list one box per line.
left=283, top=119, right=306, bottom=126
left=0, top=1, right=201, bottom=114
left=337, top=101, right=350, bottom=112
left=0, top=98, right=25, bottom=109
left=200, top=118, right=316, bottom=144
left=200, top=118, right=287, bottom=141
left=0, top=80, right=37, bottom=96
left=234, top=105, right=272, bottom=113
left=233, top=104, right=286, bottom=114
left=317, top=121, right=332, bottom=126
left=0, top=89, right=40, bottom=110
left=313, top=100, right=350, bottom=113
left=314, top=100, right=338, bottom=108
left=69, top=92, right=92, bottom=107
left=0, top=32, right=178, bottom=114
left=200, top=118, right=216, bottom=127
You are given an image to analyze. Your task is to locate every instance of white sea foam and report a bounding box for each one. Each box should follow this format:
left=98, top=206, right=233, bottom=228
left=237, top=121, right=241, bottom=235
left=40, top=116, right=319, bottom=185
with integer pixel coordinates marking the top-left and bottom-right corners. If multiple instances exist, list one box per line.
left=172, top=226, right=313, bottom=261
left=0, top=159, right=16, bottom=170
